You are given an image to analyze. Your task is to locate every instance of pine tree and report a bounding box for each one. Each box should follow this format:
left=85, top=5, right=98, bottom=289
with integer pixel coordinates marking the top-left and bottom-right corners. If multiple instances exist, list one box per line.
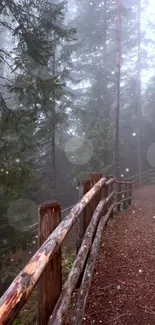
left=71, top=0, right=117, bottom=177
left=114, top=0, right=122, bottom=178
left=0, top=0, right=76, bottom=253
left=136, top=0, right=143, bottom=181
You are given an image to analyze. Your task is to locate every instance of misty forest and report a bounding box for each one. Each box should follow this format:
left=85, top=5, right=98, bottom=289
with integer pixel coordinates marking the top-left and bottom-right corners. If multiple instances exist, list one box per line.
left=1, top=0, right=155, bottom=323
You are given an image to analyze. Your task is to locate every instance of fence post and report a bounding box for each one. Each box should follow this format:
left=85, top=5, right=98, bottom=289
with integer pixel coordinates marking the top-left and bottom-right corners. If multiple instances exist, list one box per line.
left=117, top=182, right=121, bottom=212
left=127, top=182, right=132, bottom=205
left=76, top=179, right=92, bottom=288
left=38, top=201, right=62, bottom=325
left=91, top=173, right=102, bottom=212
left=92, top=172, right=102, bottom=185
left=110, top=180, right=114, bottom=218
left=105, top=176, right=113, bottom=215
left=76, top=179, right=92, bottom=254
left=123, top=183, right=127, bottom=210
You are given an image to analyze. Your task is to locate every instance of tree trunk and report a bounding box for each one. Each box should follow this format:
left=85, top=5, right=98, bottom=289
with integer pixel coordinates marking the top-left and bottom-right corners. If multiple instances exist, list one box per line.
left=51, top=28, right=56, bottom=199
left=114, top=0, right=122, bottom=178
left=0, top=26, right=5, bottom=88
left=103, top=0, right=110, bottom=169
left=137, top=0, right=143, bottom=182
left=51, top=128, right=56, bottom=199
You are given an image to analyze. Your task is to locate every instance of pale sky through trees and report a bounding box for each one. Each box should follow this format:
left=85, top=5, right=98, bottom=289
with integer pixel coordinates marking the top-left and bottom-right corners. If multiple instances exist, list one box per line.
left=140, top=0, right=155, bottom=86
left=148, top=0, right=155, bottom=16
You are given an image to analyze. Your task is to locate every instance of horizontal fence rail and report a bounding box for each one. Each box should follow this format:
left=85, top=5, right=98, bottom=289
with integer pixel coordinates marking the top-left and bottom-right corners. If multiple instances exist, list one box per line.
left=0, top=173, right=133, bottom=325
left=126, top=168, right=155, bottom=188
left=27, top=205, right=75, bottom=232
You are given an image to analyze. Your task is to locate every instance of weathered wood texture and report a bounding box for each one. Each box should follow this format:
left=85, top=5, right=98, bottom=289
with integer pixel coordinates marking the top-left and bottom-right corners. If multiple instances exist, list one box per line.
left=48, top=193, right=114, bottom=325
left=115, top=180, right=133, bottom=209
left=103, top=177, right=114, bottom=213
left=123, top=183, right=127, bottom=210
left=116, top=196, right=132, bottom=207
left=92, top=173, right=103, bottom=185
left=71, top=204, right=114, bottom=325
left=115, top=190, right=129, bottom=195
left=115, top=180, right=132, bottom=184
left=92, top=173, right=102, bottom=212
left=0, top=177, right=106, bottom=324
left=76, top=179, right=92, bottom=288
left=117, top=182, right=121, bottom=212
left=77, top=179, right=92, bottom=253
left=110, top=180, right=114, bottom=218
left=127, top=182, right=132, bottom=205
left=38, top=202, right=62, bottom=325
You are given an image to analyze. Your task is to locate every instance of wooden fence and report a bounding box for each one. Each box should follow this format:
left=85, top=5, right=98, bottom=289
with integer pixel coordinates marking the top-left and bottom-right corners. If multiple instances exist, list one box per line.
left=0, top=173, right=133, bottom=325
left=126, top=168, right=155, bottom=188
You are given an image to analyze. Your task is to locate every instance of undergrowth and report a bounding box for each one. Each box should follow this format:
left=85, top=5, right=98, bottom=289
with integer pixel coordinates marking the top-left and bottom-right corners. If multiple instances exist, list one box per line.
left=10, top=248, right=75, bottom=324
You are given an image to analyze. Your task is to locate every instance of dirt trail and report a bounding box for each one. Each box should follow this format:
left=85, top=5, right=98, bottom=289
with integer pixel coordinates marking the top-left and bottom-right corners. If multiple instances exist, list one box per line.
left=83, top=185, right=155, bottom=325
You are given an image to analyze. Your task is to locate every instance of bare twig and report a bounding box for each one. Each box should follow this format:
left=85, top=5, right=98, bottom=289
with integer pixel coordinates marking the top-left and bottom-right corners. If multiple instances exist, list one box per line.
left=141, top=305, right=155, bottom=316
left=107, top=313, right=128, bottom=323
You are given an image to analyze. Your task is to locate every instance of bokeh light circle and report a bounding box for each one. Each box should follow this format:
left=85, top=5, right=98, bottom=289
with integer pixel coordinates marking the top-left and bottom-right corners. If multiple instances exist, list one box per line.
left=55, top=126, right=68, bottom=150
left=65, top=136, right=93, bottom=165
left=7, top=198, right=38, bottom=232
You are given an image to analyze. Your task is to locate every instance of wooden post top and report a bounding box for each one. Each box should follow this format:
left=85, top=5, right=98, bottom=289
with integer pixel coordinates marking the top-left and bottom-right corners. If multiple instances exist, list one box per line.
left=39, top=201, right=61, bottom=210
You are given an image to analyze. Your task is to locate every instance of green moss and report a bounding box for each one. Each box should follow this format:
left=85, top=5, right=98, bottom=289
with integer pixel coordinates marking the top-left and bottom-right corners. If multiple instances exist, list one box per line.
left=62, top=249, right=75, bottom=280
left=13, top=320, right=22, bottom=325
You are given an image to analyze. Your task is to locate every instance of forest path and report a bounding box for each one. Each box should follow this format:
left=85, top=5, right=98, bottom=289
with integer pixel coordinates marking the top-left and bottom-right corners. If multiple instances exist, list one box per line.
left=83, top=185, right=155, bottom=325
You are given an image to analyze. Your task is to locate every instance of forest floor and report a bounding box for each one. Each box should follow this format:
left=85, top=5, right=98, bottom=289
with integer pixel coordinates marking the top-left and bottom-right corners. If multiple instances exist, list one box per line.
left=83, top=185, right=155, bottom=325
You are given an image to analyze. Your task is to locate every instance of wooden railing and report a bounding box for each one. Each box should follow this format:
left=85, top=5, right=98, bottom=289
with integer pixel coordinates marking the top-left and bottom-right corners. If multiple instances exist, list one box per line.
left=0, top=173, right=133, bottom=325
left=126, top=168, right=155, bottom=188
